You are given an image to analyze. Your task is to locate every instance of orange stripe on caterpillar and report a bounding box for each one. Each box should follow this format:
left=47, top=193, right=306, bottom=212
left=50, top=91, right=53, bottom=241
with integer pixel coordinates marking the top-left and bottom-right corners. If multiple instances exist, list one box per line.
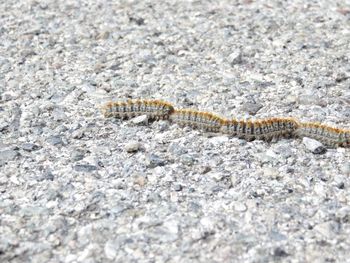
left=295, top=122, right=350, bottom=148
left=101, top=100, right=175, bottom=120
left=169, top=109, right=225, bottom=132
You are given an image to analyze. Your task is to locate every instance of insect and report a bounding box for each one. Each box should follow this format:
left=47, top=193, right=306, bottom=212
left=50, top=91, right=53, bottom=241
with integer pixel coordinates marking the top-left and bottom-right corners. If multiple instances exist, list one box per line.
left=101, top=99, right=174, bottom=120
left=101, top=99, right=350, bottom=148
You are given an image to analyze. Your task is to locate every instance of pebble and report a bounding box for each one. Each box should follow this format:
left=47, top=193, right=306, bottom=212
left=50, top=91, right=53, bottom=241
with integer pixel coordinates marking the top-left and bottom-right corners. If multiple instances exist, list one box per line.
left=234, top=202, right=247, bottom=212
left=47, top=136, right=64, bottom=146
left=168, top=142, right=188, bottom=156
left=74, top=164, right=98, bottom=172
left=180, top=154, right=196, bottom=166
left=210, top=172, right=224, bottom=182
left=70, top=149, right=85, bottom=162
left=104, top=240, right=117, bottom=260
left=134, top=175, right=147, bottom=187
left=263, top=167, right=280, bottom=179
left=228, top=50, right=243, bottom=65
left=21, top=143, right=39, bottom=151
left=173, top=184, right=183, bottom=191
left=125, top=142, right=142, bottom=153
left=240, top=102, right=263, bottom=115
left=52, top=107, right=67, bottom=121
left=0, top=149, right=19, bottom=165
left=145, top=154, right=166, bottom=168
left=302, top=137, right=326, bottom=154
left=131, top=115, right=149, bottom=125
left=341, top=162, right=350, bottom=175
left=314, top=221, right=336, bottom=239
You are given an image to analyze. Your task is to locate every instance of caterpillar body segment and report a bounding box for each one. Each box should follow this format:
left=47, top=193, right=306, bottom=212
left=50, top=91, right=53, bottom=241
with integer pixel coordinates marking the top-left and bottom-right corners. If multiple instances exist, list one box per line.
left=220, top=118, right=299, bottom=142
left=169, top=109, right=224, bottom=132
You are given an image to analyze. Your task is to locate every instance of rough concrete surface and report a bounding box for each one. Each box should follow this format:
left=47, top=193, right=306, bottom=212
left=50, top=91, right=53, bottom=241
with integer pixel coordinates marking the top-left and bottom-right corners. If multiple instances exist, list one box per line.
left=1, top=0, right=350, bottom=262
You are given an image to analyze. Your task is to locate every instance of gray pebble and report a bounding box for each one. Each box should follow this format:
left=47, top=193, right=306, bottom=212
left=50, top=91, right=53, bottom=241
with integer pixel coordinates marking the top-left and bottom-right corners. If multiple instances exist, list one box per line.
left=228, top=50, right=243, bottom=65
left=47, top=135, right=64, bottom=146
left=146, top=154, right=166, bottom=168
left=0, top=149, right=19, bottom=165
left=240, top=102, right=263, bottom=115
left=74, top=164, right=98, bottom=172
left=173, top=184, right=183, bottom=191
left=125, top=142, right=142, bottom=153
left=180, top=154, right=196, bottom=166
left=52, top=107, right=67, bottom=121
left=168, top=142, right=188, bottom=156
left=314, top=221, right=337, bottom=239
left=302, top=137, right=326, bottom=154
left=70, top=149, right=85, bottom=162
left=234, top=202, right=247, bottom=212
left=341, top=162, right=350, bottom=175
left=263, top=167, right=280, bottom=179
left=21, top=143, right=39, bottom=151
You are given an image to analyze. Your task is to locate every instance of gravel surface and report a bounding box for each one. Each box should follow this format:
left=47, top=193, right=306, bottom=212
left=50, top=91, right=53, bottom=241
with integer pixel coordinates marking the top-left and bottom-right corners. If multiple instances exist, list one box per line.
left=1, top=0, right=350, bottom=262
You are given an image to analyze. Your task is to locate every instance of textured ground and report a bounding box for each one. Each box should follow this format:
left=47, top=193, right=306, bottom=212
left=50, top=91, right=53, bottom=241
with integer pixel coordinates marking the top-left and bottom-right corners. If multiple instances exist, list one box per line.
left=1, top=0, right=350, bottom=262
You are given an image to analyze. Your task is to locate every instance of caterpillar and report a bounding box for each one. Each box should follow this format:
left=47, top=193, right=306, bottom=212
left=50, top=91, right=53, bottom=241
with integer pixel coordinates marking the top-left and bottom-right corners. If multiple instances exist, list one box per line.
left=101, top=99, right=174, bottom=120
left=295, top=122, right=350, bottom=148
left=101, top=99, right=350, bottom=148
left=169, top=109, right=225, bottom=132
left=220, top=118, right=299, bottom=142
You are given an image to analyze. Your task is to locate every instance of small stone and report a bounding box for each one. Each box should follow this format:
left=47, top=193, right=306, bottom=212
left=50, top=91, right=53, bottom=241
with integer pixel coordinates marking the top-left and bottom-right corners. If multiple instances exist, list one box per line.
left=131, top=115, right=148, bottom=125
left=52, top=108, right=67, bottom=121
left=70, top=149, right=85, bottom=161
left=228, top=50, right=242, bottom=65
left=104, top=240, right=117, bottom=259
left=173, top=184, right=182, bottom=191
left=263, top=167, right=280, bottom=179
left=314, top=183, right=326, bottom=198
left=146, top=154, right=165, bottom=168
left=240, top=102, right=263, bottom=115
left=44, top=171, right=55, bottom=181
left=72, top=129, right=84, bottom=139
left=96, top=31, right=110, bottom=40
left=125, top=142, right=142, bottom=153
left=302, top=137, right=326, bottom=154
left=209, top=136, right=229, bottom=145
left=134, top=175, right=147, bottom=187
left=341, top=162, right=350, bottom=175
left=210, top=172, right=224, bottom=182
left=314, top=221, right=336, bottom=238
left=180, top=154, right=196, bottom=166
left=273, top=247, right=289, bottom=258
left=168, top=142, right=188, bottom=156
left=234, top=202, right=247, bottom=212
left=74, top=164, right=98, bottom=172
left=21, top=143, right=39, bottom=151
left=47, top=135, right=63, bottom=146
left=199, top=166, right=211, bottom=174
left=0, top=149, right=19, bottom=165
left=269, top=231, right=287, bottom=241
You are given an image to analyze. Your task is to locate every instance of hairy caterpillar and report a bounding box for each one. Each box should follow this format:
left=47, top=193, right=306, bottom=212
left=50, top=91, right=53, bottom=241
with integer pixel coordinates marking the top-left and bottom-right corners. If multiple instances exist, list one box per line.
left=295, top=122, right=350, bottom=148
left=101, top=99, right=350, bottom=148
left=169, top=109, right=225, bottom=132
left=101, top=100, right=174, bottom=120
left=220, top=118, right=299, bottom=141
